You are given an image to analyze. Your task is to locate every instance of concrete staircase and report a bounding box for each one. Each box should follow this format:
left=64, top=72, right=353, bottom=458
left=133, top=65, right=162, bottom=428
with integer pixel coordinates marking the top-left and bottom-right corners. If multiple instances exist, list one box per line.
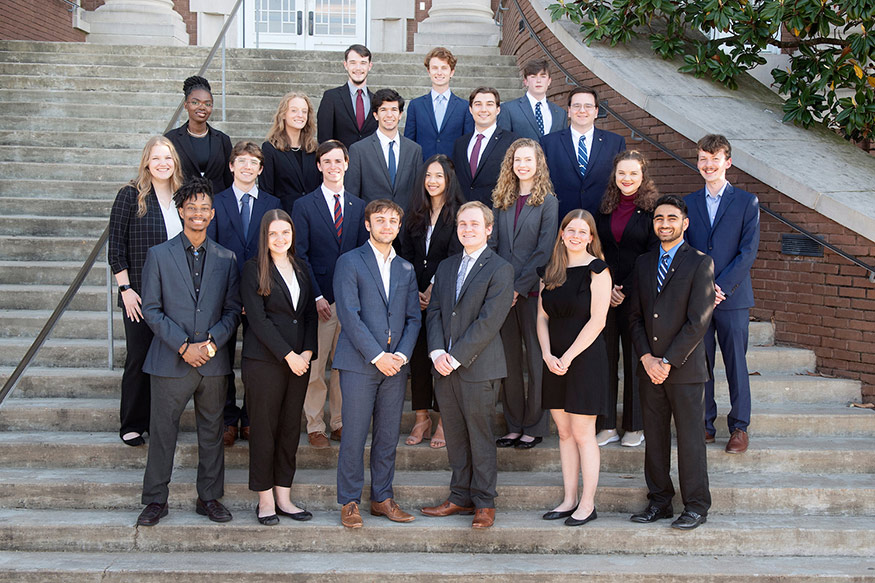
left=0, top=40, right=873, bottom=581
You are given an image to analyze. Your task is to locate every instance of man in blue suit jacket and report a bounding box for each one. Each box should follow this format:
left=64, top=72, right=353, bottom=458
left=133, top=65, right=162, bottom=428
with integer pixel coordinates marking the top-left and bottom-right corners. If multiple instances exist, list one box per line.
left=404, top=47, right=474, bottom=161
left=333, top=199, right=421, bottom=528
left=497, top=58, right=567, bottom=140
left=291, top=140, right=369, bottom=449
left=540, top=87, right=625, bottom=218
left=207, top=141, right=281, bottom=445
left=684, top=134, right=760, bottom=455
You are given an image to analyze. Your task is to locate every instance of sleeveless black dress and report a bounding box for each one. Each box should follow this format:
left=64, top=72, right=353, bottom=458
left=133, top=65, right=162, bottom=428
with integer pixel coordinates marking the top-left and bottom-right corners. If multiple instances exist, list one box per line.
left=540, top=260, right=610, bottom=415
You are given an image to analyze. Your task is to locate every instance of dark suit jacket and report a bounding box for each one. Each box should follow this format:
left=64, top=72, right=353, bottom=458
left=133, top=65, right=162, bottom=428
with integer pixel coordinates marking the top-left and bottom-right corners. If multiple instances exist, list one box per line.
left=165, top=122, right=233, bottom=196
left=316, top=84, right=378, bottom=148
left=240, top=258, right=318, bottom=364
left=540, top=127, right=626, bottom=218
left=452, top=128, right=519, bottom=205
left=497, top=95, right=566, bottom=140
left=404, top=92, right=474, bottom=161
left=141, top=233, right=241, bottom=378
left=290, top=188, right=368, bottom=305
left=207, top=186, right=282, bottom=275
left=684, top=184, right=760, bottom=311
left=398, top=209, right=462, bottom=292
left=628, top=242, right=715, bottom=384
left=595, top=207, right=659, bottom=291
left=345, top=133, right=423, bottom=210
left=490, top=195, right=559, bottom=295
left=260, top=141, right=321, bottom=215
left=427, top=247, right=514, bottom=382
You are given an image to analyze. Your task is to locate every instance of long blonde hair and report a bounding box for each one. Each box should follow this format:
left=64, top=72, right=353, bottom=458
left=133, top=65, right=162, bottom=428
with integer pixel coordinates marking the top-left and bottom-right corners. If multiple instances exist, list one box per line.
left=133, top=136, right=183, bottom=218
left=543, top=210, right=604, bottom=290
left=491, top=138, right=554, bottom=210
left=266, top=92, right=318, bottom=153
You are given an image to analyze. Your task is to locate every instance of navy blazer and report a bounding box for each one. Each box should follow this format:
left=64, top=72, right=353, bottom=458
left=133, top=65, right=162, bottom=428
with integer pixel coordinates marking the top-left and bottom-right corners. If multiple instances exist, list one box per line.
left=540, top=127, right=626, bottom=218
left=291, top=188, right=368, bottom=305
left=497, top=95, right=566, bottom=140
left=260, top=141, right=321, bottom=215
left=452, top=128, right=519, bottom=205
left=316, top=84, right=378, bottom=148
left=684, top=184, right=760, bottom=311
left=207, top=186, right=282, bottom=275
left=165, top=122, right=233, bottom=196
left=404, top=92, right=474, bottom=161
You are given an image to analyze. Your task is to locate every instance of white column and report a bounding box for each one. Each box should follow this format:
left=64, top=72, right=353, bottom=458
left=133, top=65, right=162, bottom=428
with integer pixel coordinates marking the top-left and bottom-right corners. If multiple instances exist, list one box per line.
left=85, top=0, right=189, bottom=46
left=414, top=0, right=500, bottom=55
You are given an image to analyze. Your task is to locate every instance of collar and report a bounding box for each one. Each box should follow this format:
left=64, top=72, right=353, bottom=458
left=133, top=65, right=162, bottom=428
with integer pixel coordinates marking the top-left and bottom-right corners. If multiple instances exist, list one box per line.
left=232, top=183, right=259, bottom=201
left=570, top=125, right=595, bottom=148
left=367, top=239, right=396, bottom=265
left=348, top=80, right=367, bottom=98
left=525, top=92, right=548, bottom=110
left=321, top=184, right=344, bottom=203
left=473, top=123, right=497, bottom=143
left=431, top=88, right=452, bottom=102
left=376, top=128, right=399, bottom=147
left=705, top=180, right=729, bottom=200
left=462, top=244, right=488, bottom=263
left=181, top=232, right=206, bottom=252
left=660, top=239, right=683, bottom=263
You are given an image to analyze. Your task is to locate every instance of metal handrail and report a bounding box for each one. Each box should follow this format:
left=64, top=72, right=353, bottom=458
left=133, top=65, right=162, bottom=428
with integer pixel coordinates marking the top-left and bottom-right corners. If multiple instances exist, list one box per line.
left=0, top=0, right=245, bottom=406
left=505, top=0, right=875, bottom=281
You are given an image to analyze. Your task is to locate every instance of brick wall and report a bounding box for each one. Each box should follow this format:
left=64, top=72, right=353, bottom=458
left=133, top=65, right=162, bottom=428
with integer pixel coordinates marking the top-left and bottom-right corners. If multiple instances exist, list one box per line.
left=502, top=0, right=875, bottom=402
left=81, top=0, right=196, bottom=44
left=0, top=0, right=86, bottom=42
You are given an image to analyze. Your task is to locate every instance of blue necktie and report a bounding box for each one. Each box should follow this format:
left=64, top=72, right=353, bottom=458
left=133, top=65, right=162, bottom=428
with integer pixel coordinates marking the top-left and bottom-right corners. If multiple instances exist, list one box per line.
left=535, top=101, right=545, bottom=136
left=434, top=94, right=446, bottom=130
left=657, top=253, right=670, bottom=293
left=577, top=135, right=588, bottom=177
left=240, top=193, right=251, bottom=240
left=388, top=141, right=396, bottom=186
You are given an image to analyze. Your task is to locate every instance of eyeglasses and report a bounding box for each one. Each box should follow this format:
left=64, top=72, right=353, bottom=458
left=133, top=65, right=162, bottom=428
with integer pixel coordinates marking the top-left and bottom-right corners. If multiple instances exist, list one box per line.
left=569, top=103, right=596, bottom=112
left=187, top=99, right=213, bottom=108
left=233, top=157, right=262, bottom=167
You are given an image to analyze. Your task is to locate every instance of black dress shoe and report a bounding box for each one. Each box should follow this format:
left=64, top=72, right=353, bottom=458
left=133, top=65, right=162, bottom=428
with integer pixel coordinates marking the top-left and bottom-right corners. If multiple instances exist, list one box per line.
left=276, top=507, right=313, bottom=521
left=255, top=505, right=279, bottom=526
left=514, top=436, right=543, bottom=450
left=630, top=505, right=673, bottom=523
left=671, top=510, right=707, bottom=530
left=122, top=435, right=145, bottom=447
left=496, top=436, right=520, bottom=448
left=137, top=502, right=168, bottom=526
left=565, top=508, right=597, bottom=526
left=542, top=506, right=576, bottom=520
left=196, top=498, right=233, bottom=523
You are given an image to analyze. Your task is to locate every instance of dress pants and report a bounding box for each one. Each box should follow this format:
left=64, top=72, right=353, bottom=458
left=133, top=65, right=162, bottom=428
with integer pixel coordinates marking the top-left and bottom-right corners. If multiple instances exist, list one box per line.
left=303, top=304, right=342, bottom=434
left=598, top=301, right=644, bottom=432
left=222, top=318, right=249, bottom=429
left=242, top=357, right=309, bottom=491
left=142, top=368, right=226, bottom=504
left=409, top=309, right=439, bottom=411
left=120, top=314, right=153, bottom=438
left=499, top=295, right=548, bottom=437
left=639, top=376, right=711, bottom=516
left=336, top=368, right=407, bottom=504
left=703, top=308, right=751, bottom=435
left=435, top=374, right=499, bottom=509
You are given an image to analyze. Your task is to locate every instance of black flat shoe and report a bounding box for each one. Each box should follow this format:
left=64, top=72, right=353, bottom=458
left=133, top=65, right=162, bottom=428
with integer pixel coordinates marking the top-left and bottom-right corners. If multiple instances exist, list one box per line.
left=542, top=506, right=576, bottom=520
left=565, top=508, right=597, bottom=526
left=122, top=435, right=145, bottom=447
left=514, top=436, right=542, bottom=449
left=255, top=505, right=279, bottom=526
left=671, top=510, right=706, bottom=530
left=630, top=505, right=673, bottom=523
left=276, top=507, right=313, bottom=521
left=496, top=436, right=520, bottom=448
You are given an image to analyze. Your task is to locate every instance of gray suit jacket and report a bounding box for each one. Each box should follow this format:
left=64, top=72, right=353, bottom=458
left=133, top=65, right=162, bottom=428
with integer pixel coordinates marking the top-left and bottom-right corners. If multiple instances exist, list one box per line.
left=490, top=195, right=559, bottom=295
left=427, top=247, right=514, bottom=382
left=345, top=132, right=423, bottom=211
left=141, top=233, right=241, bottom=378
left=497, top=95, right=567, bottom=141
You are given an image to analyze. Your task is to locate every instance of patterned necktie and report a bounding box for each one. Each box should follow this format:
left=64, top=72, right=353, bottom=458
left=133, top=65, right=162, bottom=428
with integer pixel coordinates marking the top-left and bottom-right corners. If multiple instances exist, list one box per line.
left=355, top=89, right=365, bottom=130
left=434, top=94, right=446, bottom=130
left=388, top=141, right=396, bottom=186
left=577, top=134, right=588, bottom=177
left=240, top=193, right=251, bottom=240
left=657, top=252, right=670, bottom=293
left=469, top=134, right=484, bottom=178
left=535, top=101, right=545, bottom=136
left=333, top=194, right=343, bottom=238
left=455, top=255, right=471, bottom=301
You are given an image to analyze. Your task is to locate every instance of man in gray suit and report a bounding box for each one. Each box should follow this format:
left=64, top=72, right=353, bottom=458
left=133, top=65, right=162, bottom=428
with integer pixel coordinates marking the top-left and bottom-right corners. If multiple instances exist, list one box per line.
left=345, top=89, right=423, bottom=211
left=333, top=199, right=422, bottom=528
left=422, top=201, right=514, bottom=529
left=497, top=59, right=567, bottom=140
left=137, top=177, right=241, bottom=526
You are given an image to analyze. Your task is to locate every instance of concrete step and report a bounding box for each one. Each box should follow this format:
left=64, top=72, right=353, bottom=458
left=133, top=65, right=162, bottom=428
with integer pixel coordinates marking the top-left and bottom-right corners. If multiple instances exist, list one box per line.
left=0, top=261, right=106, bottom=286
left=0, top=237, right=103, bottom=261
left=0, top=178, right=120, bottom=198
left=0, top=197, right=113, bottom=216
left=0, top=310, right=123, bottom=339
left=0, top=130, right=158, bottom=152
left=0, top=143, right=143, bottom=165
left=0, top=286, right=105, bottom=312
left=0, top=215, right=107, bottom=237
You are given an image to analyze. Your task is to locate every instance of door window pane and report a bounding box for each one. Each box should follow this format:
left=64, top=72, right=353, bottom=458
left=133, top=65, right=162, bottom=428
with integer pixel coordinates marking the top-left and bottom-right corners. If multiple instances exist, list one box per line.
left=255, top=0, right=298, bottom=34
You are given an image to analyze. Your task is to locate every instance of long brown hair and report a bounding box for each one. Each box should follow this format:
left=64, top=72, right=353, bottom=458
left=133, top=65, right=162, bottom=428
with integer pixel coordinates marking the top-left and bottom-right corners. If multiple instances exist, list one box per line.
left=266, top=92, right=318, bottom=153
left=133, top=136, right=183, bottom=217
left=543, top=210, right=604, bottom=290
left=491, top=138, right=554, bottom=210
left=256, top=209, right=301, bottom=296
left=599, top=150, right=659, bottom=214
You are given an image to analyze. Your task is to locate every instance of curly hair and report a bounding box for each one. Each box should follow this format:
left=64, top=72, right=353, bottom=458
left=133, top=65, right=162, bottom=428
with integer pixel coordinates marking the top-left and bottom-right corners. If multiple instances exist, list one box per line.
left=132, top=136, right=184, bottom=218
left=599, top=150, right=660, bottom=214
left=491, top=138, right=555, bottom=210
left=183, top=75, right=211, bottom=98
left=266, top=92, right=318, bottom=154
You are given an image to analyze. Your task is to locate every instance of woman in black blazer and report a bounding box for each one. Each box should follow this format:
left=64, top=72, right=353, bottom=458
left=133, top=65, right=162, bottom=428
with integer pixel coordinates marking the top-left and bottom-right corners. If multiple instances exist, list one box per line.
left=164, top=76, right=233, bottom=196
left=261, top=92, right=321, bottom=214
left=108, top=135, right=184, bottom=446
left=241, top=209, right=318, bottom=525
left=397, top=154, right=464, bottom=449
left=594, top=150, right=660, bottom=448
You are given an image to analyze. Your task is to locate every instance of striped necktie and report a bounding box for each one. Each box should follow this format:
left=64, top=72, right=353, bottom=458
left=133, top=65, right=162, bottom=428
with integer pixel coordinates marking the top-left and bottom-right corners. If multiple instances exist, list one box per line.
left=577, top=135, right=588, bottom=177
left=657, top=252, right=670, bottom=293
left=333, top=194, right=343, bottom=238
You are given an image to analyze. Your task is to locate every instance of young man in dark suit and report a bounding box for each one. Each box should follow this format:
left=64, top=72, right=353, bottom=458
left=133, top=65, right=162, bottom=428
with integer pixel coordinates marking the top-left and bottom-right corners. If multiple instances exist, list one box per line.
left=404, top=47, right=474, bottom=161
left=497, top=58, right=567, bottom=140
left=628, top=194, right=715, bottom=531
left=452, top=87, right=518, bottom=205
left=316, top=44, right=378, bottom=149
left=333, top=199, right=421, bottom=528
left=422, top=201, right=514, bottom=529
left=137, top=177, right=241, bottom=526
left=684, top=134, right=760, bottom=454
left=540, top=86, right=626, bottom=217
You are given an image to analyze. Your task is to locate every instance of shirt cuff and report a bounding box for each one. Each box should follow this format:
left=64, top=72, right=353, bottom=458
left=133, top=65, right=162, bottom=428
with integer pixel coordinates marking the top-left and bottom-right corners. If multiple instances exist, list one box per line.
left=393, top=352, right=408, bottom=365
left=370, top=351, right=386, bottom=365
left=315, top=295, right=324, bottom=303
left=449, top=354, right=461, bottom=369
left=429, top=349, right=446, bottom=363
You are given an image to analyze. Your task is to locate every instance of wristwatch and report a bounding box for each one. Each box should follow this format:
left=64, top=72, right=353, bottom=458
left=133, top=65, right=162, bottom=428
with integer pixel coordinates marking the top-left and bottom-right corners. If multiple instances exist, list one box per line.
left=118, top=284, right=132, bottom=293
left=206, top=334, right=216, bottom=358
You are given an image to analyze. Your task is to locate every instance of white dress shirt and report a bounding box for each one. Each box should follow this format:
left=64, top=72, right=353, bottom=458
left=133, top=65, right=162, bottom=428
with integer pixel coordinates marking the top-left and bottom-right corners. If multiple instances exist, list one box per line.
left=466, top=123, right=498, bottom=170
left=570, top=125, right=595, bottom=163
left=159, top=197, right=183, bottom=240
left=526, top=92, right=553, bottom=133
left=366, top=239, right=409, bottom=365
left=276, top=265, right=301, bottom=310
left=375, top=128, right=401, bottom=168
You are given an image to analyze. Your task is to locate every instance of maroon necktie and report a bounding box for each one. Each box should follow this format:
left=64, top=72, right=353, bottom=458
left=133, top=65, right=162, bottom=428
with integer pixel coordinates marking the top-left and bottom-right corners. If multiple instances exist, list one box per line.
left=355, top=89, right=365, bottom=130
left=333, top=194, right=343, bottom=238
left=469, top=133, right=484, bottom=177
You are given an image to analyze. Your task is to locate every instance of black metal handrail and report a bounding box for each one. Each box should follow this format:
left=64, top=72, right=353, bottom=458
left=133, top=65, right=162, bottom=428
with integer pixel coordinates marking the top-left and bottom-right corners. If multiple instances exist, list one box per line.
left=504, top=0, right=875, bottom=280
left=0, top=0, right=245, bottom=406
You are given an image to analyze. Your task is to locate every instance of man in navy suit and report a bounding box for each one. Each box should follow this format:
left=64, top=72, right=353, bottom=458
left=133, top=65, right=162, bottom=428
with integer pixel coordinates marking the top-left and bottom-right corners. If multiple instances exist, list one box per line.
left=333, top=199, right=421, bottom=528
left=497, top=58, right=566, bottom=140
left=317, top=44, right=378, bottom=149
left=291, top=140, right=369, bottom=449
left=684, top=134, right=760, bottom=454
left=452, top=87, right=518, bottom=205
left=540, top=86, right=625, bottom=218
left=404, top=47, right=474, bottom=161
left=207, top=141, right=281, bottom=446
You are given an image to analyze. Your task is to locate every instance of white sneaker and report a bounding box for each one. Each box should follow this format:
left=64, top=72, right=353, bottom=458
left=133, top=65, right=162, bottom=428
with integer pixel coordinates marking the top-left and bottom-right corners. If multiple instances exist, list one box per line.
left=621, top=430, right=645, bottom=447
left=596, top=429, right=619, bottom=446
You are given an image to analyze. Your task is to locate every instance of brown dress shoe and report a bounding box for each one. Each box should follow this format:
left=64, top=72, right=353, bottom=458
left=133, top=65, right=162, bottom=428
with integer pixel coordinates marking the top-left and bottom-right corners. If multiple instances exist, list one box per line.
left=705, top=432, right=715, bottom=444
left=370, top=498, right=415, bottom=522
left=472, top=508, right=495, bottom=528
left=222, top=425, right=237, bottom=447
left=341, top=501, right=363, bottom=528
left=239, top=426, right=250, bottom=440
left=725, top=429, right=749, bottom=454
left=308, top=431, right=331, bottom=449
left=330, top=427, right=342, bottom=441
left=420, top=500, right=475, bottom=517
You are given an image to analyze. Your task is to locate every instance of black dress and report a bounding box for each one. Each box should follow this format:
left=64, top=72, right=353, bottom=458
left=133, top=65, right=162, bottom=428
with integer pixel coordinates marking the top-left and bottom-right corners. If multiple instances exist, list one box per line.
left=540, top=260, right=610, bottom=415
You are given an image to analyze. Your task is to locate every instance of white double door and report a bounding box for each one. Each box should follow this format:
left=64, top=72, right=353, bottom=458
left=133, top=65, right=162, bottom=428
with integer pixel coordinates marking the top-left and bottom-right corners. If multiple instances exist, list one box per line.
left=244, top=0, right=367, bottom=50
